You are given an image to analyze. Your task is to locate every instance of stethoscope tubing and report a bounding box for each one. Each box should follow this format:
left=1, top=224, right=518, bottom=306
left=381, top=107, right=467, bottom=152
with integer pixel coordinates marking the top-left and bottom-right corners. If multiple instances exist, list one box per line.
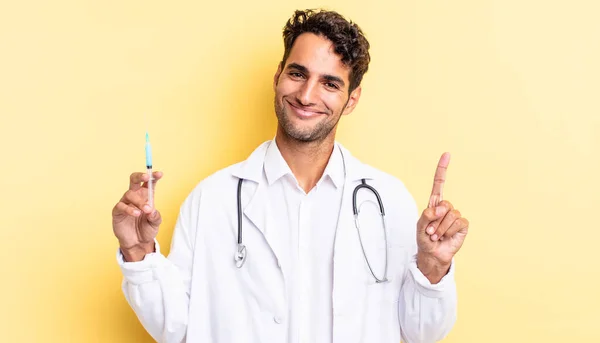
left=234, top=177, right=389, bottom=283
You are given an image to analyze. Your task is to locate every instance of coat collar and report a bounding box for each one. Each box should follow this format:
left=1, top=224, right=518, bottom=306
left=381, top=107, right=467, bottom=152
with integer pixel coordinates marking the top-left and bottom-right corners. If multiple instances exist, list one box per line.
left=231, top=140, right=376, bottom=184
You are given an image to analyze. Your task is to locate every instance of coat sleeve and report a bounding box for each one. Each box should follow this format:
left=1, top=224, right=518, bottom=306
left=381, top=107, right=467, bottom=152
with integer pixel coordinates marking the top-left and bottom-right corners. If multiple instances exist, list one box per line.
left=398, top=257, right=457, bottom=343
left=117, top=188, right=201, bottom=343
left=397, top=189, right=458, bottom=343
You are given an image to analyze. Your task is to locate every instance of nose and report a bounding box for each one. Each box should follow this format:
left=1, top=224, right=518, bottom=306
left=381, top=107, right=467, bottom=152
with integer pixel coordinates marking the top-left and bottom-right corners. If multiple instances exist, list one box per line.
left=297, top=78, right=318, bottom=107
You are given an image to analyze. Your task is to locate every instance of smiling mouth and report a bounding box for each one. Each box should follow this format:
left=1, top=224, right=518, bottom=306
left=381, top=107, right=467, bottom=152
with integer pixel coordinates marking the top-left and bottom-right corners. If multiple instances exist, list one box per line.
left=286, top=100, right=325, bottom=118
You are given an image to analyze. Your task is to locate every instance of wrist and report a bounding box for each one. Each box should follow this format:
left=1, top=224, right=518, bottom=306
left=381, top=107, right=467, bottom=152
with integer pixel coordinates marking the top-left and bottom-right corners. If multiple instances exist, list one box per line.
left=416, top=251, right=451, bottom=284
left=120, top=242, right=155, bottom=262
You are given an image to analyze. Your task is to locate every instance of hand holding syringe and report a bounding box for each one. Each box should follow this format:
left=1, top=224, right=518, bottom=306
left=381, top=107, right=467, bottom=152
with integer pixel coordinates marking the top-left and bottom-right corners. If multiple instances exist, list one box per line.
left=111, top=131, right=163, bottom=262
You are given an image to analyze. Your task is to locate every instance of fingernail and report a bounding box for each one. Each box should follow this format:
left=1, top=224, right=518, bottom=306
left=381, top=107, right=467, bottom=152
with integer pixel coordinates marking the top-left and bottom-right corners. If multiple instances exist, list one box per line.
left=427, top=226, right=435, bottom=234
left=143, top=205, right=152, bottom=213
left=431, top=234, right=438, bottom=241
left=133, top=209, right=141, bottom=216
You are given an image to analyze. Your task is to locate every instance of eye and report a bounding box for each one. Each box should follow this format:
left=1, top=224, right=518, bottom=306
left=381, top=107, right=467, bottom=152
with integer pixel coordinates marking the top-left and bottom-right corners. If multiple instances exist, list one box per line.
left=289, top=72, right=304, bottom=79
left=325, top=82, right=339, bottom=90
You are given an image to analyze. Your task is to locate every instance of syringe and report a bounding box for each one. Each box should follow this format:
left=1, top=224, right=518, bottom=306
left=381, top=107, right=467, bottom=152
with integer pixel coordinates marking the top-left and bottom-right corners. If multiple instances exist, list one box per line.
left=145, top=132, right=154, bottom=208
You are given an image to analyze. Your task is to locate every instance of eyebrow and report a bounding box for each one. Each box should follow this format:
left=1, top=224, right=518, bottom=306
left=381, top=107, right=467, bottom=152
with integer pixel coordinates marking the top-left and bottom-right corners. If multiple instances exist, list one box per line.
left=287, top=62, right=346, bottom=88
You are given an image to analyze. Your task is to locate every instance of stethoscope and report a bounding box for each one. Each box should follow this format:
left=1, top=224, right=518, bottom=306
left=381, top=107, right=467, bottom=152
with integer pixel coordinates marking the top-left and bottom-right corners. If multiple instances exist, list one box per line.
left=234, top=178, right=389, bottom=283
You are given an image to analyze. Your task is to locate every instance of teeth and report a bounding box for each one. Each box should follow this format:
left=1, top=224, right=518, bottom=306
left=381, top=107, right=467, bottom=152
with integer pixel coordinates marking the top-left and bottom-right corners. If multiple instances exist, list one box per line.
left=295, top=107, right=318, bottom=117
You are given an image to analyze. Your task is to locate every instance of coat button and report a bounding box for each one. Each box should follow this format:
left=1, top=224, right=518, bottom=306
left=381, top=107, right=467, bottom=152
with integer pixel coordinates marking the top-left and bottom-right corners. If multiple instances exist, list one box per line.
left=273, top=315, right=284, bottom=324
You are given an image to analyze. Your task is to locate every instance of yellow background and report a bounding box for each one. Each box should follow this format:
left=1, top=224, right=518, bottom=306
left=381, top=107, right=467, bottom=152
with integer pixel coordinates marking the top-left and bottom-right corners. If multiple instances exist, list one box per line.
left=1, top=0, right=598, bottom=342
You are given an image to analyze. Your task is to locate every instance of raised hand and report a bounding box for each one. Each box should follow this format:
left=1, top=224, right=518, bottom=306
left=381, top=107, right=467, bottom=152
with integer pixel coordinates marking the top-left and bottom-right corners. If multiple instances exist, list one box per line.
left=416, top=153, right=469, bottom=283
left=112, top=171, right=163, bottom=262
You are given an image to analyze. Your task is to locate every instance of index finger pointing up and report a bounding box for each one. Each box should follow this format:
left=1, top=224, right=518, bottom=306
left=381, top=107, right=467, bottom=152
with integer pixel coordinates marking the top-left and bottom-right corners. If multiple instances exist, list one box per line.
left=428, top=152, right=451, bottom=208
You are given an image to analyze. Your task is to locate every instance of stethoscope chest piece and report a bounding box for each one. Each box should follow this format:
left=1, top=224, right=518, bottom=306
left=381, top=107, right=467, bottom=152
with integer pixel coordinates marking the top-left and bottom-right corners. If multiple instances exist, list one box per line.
left=235, top=243, right=247, bottom=268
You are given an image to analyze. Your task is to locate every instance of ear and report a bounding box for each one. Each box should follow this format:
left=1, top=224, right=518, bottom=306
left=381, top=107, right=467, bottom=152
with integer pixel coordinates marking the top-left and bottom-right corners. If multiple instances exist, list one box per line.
left=342, top=86, right=362, bottom=116
left=273, top=62, right=283, bottom=91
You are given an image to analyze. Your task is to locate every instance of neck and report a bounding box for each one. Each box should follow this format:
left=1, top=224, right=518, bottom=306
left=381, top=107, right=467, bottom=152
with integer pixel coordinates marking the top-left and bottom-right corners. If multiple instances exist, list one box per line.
left=275, top=129, right=336, bottom=193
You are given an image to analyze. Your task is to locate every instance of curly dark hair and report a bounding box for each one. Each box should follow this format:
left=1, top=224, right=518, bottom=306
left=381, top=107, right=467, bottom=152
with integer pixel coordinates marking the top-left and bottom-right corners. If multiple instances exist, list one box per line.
left=280, top=9, right=371, bottom=93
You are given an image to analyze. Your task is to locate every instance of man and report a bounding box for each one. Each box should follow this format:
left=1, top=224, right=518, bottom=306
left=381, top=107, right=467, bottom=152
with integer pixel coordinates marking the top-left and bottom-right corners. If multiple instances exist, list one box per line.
left=112, top=9, right=469, bottom=343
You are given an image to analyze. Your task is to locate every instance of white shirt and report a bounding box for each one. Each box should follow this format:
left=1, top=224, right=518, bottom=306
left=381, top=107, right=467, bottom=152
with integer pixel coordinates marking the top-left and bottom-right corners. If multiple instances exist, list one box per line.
left=263, top=141, right=345, bottom=343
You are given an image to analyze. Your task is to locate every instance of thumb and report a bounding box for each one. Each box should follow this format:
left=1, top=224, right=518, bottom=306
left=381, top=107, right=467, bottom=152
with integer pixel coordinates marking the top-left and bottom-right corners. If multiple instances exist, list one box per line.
left=417, top=205, right=447, bottom=235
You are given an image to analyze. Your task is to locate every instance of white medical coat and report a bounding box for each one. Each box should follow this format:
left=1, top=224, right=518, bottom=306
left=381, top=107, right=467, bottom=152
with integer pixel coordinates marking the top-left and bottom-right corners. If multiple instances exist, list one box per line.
left=118, top=141, right=457, bottom=343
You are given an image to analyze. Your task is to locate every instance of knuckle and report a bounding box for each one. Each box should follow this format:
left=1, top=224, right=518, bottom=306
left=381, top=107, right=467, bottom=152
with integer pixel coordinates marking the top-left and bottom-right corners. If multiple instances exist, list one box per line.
left=451, top=209, right=461, bottom=219
left=113, top=202, right=130, bottom=216
left=440, top=200, right=453, bottom=210
left=451, top=220, right=461, bottom=230
left=125, top=190, right=137, bottom=202
left=422, top=208, right=431, bottom=218
left=131, top=172, right=145, bottom=183
left=425, top=208, right=436, bottom=220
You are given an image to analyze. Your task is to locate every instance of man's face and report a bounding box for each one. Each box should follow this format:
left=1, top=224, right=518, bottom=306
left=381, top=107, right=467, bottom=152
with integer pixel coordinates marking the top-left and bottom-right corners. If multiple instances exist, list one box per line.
left=273, top=33, right=361, bottom=143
